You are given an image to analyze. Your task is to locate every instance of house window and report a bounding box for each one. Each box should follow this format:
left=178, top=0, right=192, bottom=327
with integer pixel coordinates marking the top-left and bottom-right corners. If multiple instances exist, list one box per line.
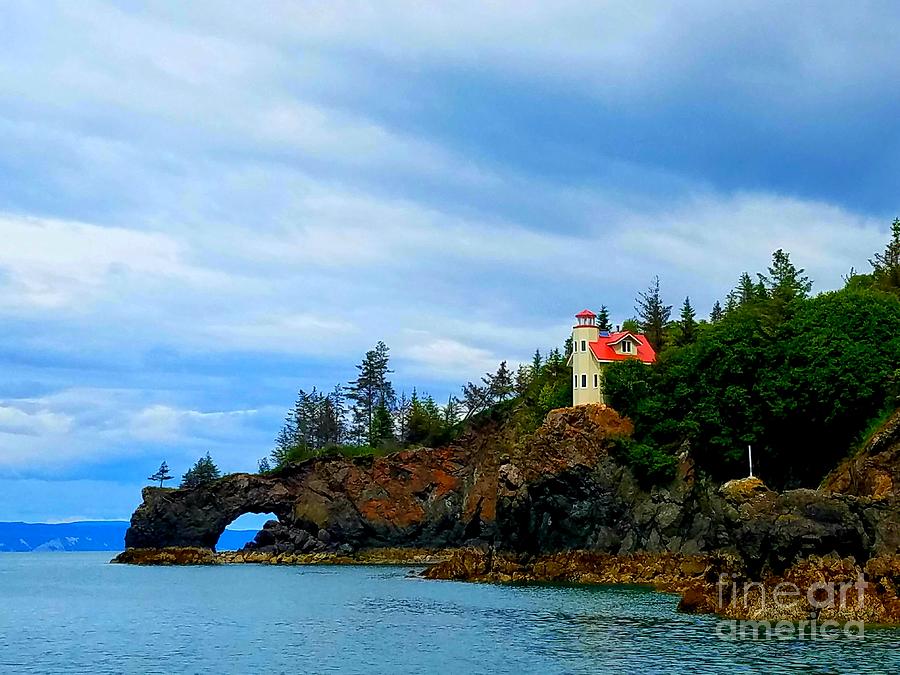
left=621, top=340, right=632, bottom=353
left=581, top=374, right=587, bottom=388
left=594, top=374, right=599, bottom=388
left=581, top=340, right=586, bottom=352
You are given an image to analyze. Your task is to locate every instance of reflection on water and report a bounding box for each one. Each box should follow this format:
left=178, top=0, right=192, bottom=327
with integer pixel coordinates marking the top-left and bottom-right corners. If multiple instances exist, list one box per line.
left=0, top=553, right=897, bottom=674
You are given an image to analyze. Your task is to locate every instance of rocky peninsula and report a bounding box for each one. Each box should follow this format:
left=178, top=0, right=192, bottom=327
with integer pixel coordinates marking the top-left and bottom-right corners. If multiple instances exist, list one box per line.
left=115, top=404, right=900, bottom=624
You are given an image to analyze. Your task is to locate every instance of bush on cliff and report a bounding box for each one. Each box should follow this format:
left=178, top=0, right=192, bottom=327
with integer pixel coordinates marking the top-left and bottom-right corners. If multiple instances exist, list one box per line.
left=181, top=453, right=222, bottom=489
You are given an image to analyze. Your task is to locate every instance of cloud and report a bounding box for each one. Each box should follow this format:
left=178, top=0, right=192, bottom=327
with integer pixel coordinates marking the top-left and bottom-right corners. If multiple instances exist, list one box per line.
left=0, top=389, right=272, bottom=474
left=0, top=214, right=212, bottom=311
left=130, top=404, right=259, bottom=443
left=402, top=337, right=500, bottom=381
left=0, top=404, right=72, bottom=436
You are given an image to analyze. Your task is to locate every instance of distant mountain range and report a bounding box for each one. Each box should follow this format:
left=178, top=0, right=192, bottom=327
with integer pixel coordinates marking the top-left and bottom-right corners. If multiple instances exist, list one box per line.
left=0, top=521, right=258, bottom=552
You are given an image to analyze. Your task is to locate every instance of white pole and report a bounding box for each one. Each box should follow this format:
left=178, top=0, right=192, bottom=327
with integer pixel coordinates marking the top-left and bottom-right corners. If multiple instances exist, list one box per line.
left=748, top=444, right=753, bottom=478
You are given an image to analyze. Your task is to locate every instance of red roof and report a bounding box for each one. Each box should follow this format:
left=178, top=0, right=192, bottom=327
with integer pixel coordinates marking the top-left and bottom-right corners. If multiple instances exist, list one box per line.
left=575, top=309, right=596, bottom=318
left=588, top=331, right=656, bottom=363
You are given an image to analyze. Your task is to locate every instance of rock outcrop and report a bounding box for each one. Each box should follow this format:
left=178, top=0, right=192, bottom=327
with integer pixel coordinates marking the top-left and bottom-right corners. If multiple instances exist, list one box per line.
left=822, top=408, right=900, bottom=499
left=121, top=404, right=900, bottom=584
left=125, top=444, right=494, bottom=552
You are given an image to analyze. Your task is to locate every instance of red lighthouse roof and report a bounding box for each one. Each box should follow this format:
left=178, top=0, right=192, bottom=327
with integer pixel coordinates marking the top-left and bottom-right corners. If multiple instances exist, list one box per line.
left=575, top=309, right=596, bottom=319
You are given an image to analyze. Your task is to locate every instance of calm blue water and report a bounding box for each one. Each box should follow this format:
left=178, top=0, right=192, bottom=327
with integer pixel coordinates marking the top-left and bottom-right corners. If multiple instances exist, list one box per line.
left=1, top=553, right=898, bottom=674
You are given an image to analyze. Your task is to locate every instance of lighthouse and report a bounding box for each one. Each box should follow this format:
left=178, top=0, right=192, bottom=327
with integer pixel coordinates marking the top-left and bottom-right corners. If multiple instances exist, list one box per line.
left=567, top=309, right=657, bottom=407
left=571, top=309, right=601, bottom=405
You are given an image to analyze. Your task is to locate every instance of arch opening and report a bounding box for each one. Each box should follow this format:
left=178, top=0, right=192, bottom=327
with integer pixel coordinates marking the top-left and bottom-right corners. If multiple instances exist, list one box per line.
left=215, top=512, right=280, bottom=551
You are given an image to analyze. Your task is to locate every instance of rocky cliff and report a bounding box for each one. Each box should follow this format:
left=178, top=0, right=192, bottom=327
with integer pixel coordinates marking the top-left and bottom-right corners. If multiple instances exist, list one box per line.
left=121, top=404, right=900, bottom=578
left=822, top=408, right=900, bottom=499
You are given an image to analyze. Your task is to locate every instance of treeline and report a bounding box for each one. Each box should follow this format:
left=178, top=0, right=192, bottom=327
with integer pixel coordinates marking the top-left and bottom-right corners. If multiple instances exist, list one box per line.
left=264, top=342, right=572, bottom=470
left=604, top=219, right=900, bottom=488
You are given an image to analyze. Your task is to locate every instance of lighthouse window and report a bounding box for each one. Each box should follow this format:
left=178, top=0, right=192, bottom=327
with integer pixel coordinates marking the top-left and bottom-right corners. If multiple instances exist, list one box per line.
left=581, top=374, right=587, bottom=388
left=581, top=340, right=586, bottom=352
left=594, top=374, right=599, bottom=388
left=573, top=374, right=578, bottom=389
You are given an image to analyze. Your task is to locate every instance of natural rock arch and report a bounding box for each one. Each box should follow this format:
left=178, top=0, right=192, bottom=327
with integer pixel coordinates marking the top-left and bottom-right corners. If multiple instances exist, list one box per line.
left=125, top=474, right=297, bottom=550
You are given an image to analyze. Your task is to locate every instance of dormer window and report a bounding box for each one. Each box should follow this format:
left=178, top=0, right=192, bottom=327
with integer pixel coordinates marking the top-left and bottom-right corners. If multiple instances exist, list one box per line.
left=621, top=340, right=633, bottom=353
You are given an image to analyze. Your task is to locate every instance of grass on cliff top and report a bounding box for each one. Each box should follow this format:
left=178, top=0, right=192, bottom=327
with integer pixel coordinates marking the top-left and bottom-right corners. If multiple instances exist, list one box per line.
left=261, top=443, right=400, bottom=476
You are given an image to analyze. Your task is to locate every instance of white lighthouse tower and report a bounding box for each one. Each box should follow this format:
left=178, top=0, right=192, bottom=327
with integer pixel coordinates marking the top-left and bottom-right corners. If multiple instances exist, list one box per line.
left=571, top=309, right=602, bottom=406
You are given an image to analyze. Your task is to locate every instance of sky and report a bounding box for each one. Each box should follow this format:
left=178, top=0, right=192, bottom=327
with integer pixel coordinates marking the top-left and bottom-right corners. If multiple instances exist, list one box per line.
left=0, top=1, right=898, bottom=524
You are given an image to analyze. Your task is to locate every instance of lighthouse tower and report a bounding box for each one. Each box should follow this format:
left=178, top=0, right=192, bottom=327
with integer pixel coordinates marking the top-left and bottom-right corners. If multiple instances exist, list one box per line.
left=571, top=309, right=601, bottom=406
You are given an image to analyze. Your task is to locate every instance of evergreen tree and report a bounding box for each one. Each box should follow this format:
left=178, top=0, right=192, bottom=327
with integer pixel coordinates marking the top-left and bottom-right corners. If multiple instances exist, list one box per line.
left=370, top=398, right=395, bottom=448
left=596, top=305, right=612, bottom=331
left=406, top=389, right=426, bottom=443
left=148, top=461, right=173, bottom=488
left=710, top=300, right=724, bottom=323
left=486, top=361, right=514, bottom=402
left=347, top=341, right=395, bottom=447
left=870, top=218, right=900, bottom=293
left=736, top=272, right=762, bottom=305
left=271, top=422, right=295, bottom=467
left=181, top=453, right=221, bottom=489
left=460, top=381, right=490, bottom=420
left=325, top=385, right=347, bottom=446
left=677, top=296, right=697, bottom=346
left=514, top=363, right=531, bottom=397
left=531, top=349, right=543, bottom=377
left=257, top=456, right=271, bottom=473
left=395, top=390, right=411, bottom=443
left=635, top=276, right=672, bottom=352
left=292, top=388, right=318, bottom=449
left=724, top=291, right=738, bottom=315
left=443, top=396, right=461, bottom=427
left=621, top=318, right=641, bottom=334
left=545, top=347, right=565, bottom=369
left=758, top=249, right=812, bottom=304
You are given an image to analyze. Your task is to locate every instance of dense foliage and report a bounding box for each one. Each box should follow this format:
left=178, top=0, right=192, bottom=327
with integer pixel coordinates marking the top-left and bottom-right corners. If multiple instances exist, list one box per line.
left=606, top=228, right=900, bottom=488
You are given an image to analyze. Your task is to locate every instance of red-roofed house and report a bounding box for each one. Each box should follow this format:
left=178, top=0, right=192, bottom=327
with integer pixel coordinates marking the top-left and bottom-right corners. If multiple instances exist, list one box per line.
left=567, top=309, right=657, bottom=405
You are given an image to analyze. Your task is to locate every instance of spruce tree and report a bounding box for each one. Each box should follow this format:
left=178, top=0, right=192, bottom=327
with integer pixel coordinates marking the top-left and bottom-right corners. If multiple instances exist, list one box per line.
left=635, top=276, right=672, bottom=352
left=758, top=249, right=812, bottom=304
left=596, top=305, right=612, bottom=331
left=181, top=453, right=221, bottom=489
left=514, top=363, right=531, bottom=396
left=395, top=390, right=411, bottom=444
left=460, top=381, right=490, bottom=420
left=531, top=349, right=543, bottom=377
left=489, top=361, right=514, bottom=402
left=710, top=300, right=724, bottom=323
left=370, top=399, right=395, bottom=448
left=347, top=341, right=395, bottom=447
left=148, top=461, right=173, bottom=488
left=443, top=396, right=460, bottom=427
left=678, top=296, right=697, bottom=346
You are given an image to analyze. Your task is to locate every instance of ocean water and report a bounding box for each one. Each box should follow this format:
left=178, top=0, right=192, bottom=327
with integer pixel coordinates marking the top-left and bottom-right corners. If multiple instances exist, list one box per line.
left=1, top=553, right=898, bottom=674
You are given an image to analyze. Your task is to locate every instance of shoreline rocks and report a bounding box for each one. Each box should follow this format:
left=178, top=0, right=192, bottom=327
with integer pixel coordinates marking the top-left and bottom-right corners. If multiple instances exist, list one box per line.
left=114, top=404, right=900, bottom=624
